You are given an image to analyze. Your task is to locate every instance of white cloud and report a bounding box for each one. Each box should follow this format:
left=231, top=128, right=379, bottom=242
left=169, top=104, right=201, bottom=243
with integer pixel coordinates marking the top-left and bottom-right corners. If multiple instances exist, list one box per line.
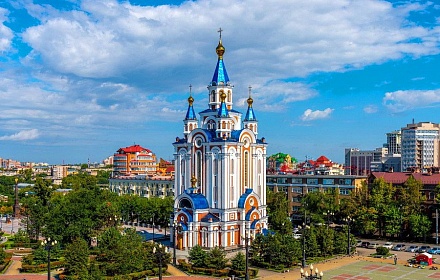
left=383, top=89, right=440, bottom=112
left=0, top=129, right=40, bottom=141
left=364, top=105, right=378, bottom=114
left=301, top=108, right=334, bottom=121
left=20, top=0, right=439, bottom=86
left=0, top=8, right=13, bottom=52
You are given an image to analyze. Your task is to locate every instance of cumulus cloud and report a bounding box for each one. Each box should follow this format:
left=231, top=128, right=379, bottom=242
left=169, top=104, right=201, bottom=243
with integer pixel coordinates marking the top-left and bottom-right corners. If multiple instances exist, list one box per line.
left=383, top=89, right=440, bottom=112
left=0, top=8, right=13, bottom=52
left=364, top=105, right=378, bottom=114
left=0, top=129, right=40, bottom=141
left=235, top=80, right=319, bottom=112
left=20, top=0, right=439, bottom=86
left=301, top=108, right=334, bottom=121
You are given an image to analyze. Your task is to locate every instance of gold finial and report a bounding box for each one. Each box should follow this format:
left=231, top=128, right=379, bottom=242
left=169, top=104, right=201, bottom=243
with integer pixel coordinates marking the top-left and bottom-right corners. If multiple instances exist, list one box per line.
left=188, top=84, right=194, bottom=105
left=216, top=28, right=225, bottom=58
left=191, top=176, right=197, bottom=187
left=247, top=85, right=253, bottom=107
left=220, top=91, right=227, bottom=102
left=15, top=178, right=18, bottom=184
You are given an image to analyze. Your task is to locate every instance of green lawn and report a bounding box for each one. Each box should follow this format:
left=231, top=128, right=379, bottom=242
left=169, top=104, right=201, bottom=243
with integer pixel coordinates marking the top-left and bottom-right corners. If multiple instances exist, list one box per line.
left=323, top=261, right=440, bottom=280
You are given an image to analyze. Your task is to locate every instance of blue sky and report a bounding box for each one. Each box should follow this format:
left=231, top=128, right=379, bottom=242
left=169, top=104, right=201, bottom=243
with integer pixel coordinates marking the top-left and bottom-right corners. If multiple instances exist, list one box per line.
left=0, top=0, right=439, bottom=164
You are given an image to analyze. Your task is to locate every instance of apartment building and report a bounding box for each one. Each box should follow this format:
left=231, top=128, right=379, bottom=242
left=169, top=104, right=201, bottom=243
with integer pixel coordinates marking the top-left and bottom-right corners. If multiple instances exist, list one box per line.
left=113, top=144, right=157, bottom=176
left=401, top=122, right=440, bottom=172
left=266, top=173, right=367, bottom=221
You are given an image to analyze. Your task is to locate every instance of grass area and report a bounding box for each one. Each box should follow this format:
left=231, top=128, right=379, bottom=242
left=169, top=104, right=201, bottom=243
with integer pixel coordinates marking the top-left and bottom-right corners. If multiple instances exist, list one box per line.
left=324, top=260, right=440, bottom=279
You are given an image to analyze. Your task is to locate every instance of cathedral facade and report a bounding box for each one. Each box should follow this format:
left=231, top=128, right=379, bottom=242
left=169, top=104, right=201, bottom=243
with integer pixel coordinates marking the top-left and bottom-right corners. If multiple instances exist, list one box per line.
left=172, top=34, right=268, bottom=249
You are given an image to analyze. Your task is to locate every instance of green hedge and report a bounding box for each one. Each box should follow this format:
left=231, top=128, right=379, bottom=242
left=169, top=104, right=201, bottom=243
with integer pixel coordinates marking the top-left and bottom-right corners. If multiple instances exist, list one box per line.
left=21, top=261, right=64, bottom=273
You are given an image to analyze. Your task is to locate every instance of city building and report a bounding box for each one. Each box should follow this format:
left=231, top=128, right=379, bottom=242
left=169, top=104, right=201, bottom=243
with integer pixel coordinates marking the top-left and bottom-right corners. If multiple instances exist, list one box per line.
left=344, top=148, right=387, bottom=175
left=108, top=177, right=174, bottom=198
left=172, top=33, right=268, bottom=249
left=401, top=122, right=440, bottom=172
left=267, top=153, right=297, bottom=174
left=266, top=173, right=367, bottom=221
left=385, top=130, right=401, bottom=155
left=113, top=144, right=157, bottom=176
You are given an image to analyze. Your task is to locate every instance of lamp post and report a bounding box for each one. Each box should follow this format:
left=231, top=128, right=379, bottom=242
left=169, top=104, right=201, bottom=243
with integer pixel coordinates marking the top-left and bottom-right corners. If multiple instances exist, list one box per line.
left=172, top=220, right=177, bottom=266
left=153, top=243, right=168, bottom=280
left=41, top=237, right=57, bottom=280
left=324, top=210, right=334, bottom=229
left=151, top=214, right=155, bottom=242
left=13, top=178, right=19, bottom=218
left=300, top=263, right=324, bottom=279
left=302, top=206, right=307, bottom=268
left=241, top=229, right=251, bottom=280
left=343, top=216, right=354, bottom=255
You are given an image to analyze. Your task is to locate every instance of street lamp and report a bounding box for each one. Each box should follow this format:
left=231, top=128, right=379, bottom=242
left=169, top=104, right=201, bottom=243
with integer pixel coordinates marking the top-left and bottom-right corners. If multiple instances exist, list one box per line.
left=41, top=237, right=57, bottom=280
left=151, top=214, right=155, bottom=242
left=153, top=243, right=168, bottom=280
left=241, top=229, right=251, bottom=280
left=300, top=263, right=324, bottom=279
left=324, top=210, right=334, bottom=229
left=13, top=178, right=19, bottom=218
left=343, top=216, right=354, bottom=255
left=301, top=205, right=308, bottom=268
left=172, top=220, right=177, bottom=266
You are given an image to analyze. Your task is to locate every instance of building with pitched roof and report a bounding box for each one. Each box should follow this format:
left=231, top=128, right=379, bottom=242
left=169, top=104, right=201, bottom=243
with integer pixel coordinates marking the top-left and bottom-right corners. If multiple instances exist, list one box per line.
left=172, top=33, right=268, bottom=249
left=113, top=144, right=157, bottom=176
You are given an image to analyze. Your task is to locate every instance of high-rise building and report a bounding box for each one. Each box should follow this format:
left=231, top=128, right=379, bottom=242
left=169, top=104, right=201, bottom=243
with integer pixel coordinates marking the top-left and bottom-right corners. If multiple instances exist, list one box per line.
left=401, top=122, right=440, bottom=172
left=172, top=33, right=268, bottom=249
left=385, top=130, right=401, bottom=155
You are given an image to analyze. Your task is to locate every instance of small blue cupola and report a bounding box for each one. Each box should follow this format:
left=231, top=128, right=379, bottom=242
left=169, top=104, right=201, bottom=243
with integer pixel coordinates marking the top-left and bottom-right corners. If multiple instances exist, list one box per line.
left=211, top=39, right=230, bottom=86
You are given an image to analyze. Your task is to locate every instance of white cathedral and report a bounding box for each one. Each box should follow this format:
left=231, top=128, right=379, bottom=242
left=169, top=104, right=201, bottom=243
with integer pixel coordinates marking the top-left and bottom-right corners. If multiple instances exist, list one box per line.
left=172, top=33, right=268, bottom=249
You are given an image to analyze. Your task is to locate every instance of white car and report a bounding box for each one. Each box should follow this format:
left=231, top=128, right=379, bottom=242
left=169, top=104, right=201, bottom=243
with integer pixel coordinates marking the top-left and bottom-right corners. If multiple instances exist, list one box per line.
left=293, top=233, right=302, bottom=239
left=382, top=242, right=393, bottom=249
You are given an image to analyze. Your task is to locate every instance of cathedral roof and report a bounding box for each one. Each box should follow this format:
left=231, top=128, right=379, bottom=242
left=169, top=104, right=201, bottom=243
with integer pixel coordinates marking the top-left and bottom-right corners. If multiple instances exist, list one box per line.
left=186, top=192, right=210, bottom=209
left=211, top=39, right=229, bottom=86
left=238, top=188, right=253, bottom=208
left=244, top=96, right=257, bottom=121
left=185, top=95, right=197, bottom=120
left=201, top=213, right=220, bottom=222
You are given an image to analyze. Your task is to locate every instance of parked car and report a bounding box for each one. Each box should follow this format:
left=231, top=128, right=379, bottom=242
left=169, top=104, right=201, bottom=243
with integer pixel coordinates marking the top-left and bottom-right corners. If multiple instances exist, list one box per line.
left=382, top=242, right=393, bottom=249
left=405, top=245, right=419, bottom=252
left=356, top=240, right=363, bottom=247
left=367, top=243, right=380, bottom=249
left=418, top=245, right=431, bottom=253
left=428, top=247, right=440, bottom=254
left=392, top=244, right=406, bottom=251
left=361, top=241, right=371, bottom=248
left=293, top=233, right=302, bottom=239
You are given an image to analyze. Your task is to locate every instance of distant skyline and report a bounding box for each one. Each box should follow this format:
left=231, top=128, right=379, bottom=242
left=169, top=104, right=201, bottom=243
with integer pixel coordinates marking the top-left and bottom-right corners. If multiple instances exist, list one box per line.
left=0, top=0, right=439, bottom=164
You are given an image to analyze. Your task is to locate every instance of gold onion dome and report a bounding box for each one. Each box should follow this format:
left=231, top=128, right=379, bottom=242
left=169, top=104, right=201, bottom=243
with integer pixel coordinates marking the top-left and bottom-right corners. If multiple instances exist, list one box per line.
left=188, top=95, right=194, bottom=105
left=220, top=91, right=227, bottom=101
left=247, top=96, right=253, bottom=107
left=216, top=40, right=225, bottom=58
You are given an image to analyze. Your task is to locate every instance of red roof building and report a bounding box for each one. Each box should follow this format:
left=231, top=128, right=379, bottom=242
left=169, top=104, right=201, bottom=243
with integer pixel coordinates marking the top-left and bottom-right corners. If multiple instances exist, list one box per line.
left=113, top=144, right=157, bottom=176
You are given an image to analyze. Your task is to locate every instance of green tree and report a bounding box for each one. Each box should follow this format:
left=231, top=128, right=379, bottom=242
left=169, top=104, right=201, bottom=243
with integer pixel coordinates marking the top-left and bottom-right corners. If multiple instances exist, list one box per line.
left=188, top=245, right=208, bottom=267
left=33, top=177, right=54, bottom=206
left=369, top=178, right=394, bottom=237
left=64, top=238, right=90, bottom=279
left=231, top=252, right=246, bottom=271
left=401, top=176, right=425, bottom=215
left=267, top=191, right=293, bottom=233
left=384, top=205, right=401, bottom=238
left=408, top=213, right=431, bottom=241
left=206, top=246, right=227, bottom=270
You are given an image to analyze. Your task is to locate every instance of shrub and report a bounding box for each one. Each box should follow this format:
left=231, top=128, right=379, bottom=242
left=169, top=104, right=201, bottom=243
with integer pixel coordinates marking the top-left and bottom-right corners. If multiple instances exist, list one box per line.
left=376, top=246, right=389, bottom=256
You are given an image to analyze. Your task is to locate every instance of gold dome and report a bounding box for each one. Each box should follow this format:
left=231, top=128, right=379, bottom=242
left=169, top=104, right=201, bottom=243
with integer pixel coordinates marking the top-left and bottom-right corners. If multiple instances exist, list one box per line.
left=247, top=96, right=253, bottom=107
left=216, top=40, right=225, bottom=58
left=220, top=91, right=227, bottom=101
left=188, top=95, right=194, bottom=105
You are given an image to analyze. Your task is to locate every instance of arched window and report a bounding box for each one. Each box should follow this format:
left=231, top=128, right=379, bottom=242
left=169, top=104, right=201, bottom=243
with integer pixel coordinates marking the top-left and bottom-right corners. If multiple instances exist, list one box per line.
left=244, top=151, right=249, bottom=188
left=196, top=151, right=202, bottom=190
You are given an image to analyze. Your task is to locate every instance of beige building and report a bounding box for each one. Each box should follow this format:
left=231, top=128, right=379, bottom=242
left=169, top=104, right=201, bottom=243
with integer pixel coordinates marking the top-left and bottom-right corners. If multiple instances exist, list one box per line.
left=401, top=122, right=440, bottom=172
